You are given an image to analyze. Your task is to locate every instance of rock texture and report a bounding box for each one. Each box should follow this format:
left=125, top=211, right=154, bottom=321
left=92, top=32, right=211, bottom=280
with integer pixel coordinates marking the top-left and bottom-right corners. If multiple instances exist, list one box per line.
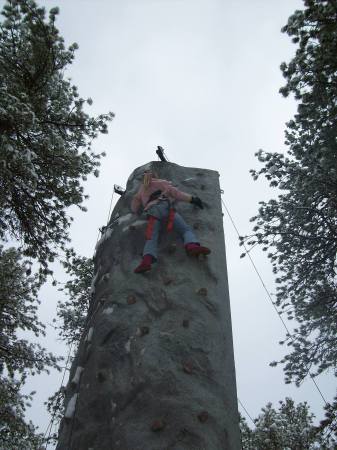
left=56, top=161, right=241, bottom=450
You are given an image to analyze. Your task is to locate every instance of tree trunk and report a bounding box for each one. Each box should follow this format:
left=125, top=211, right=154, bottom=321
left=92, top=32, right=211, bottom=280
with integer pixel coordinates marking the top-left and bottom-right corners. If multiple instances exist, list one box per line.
left=57, top=161, right=241, bottom=450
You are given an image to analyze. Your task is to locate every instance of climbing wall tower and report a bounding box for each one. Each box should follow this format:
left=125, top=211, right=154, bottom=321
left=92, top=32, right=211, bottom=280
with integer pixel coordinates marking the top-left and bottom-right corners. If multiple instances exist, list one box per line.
left=57, top=161, right=241, bottom=450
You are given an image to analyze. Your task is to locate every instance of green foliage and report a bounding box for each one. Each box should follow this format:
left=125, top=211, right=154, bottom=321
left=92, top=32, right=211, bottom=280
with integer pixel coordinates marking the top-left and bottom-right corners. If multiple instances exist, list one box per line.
left=0, top=246, right=61, bottom=448
left=0, top=246, right=60, bottom=379
left=45, top=251, right=93, bottom=443
left=56, top=249, right=94, bottom=347
left=0, top=378, right=43, bottom=450
left=0, top=0, right=114, bottom=270
left=240, top=413, right=255, bottom=450
left=316, top=393, right=337, bottom=447
left=0, top=0, right=113, bottom=446
left=44, top=386, right=65, bottom=446
left=240, top=398, right=328, bottom=450
left=243, top=0, right=337, bottom=384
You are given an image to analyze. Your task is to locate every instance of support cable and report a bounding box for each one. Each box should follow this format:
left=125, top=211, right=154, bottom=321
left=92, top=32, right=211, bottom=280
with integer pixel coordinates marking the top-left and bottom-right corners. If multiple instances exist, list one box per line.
left=44, top=342, right=74, bottom=449
left=47, top=187, right=116, bottom=447
left=221, top=198, right=292, bottom=336
left=238, top=398, right=255, bottom=425
left=220, top=196, right=328, bottom=407
left=95, top=189, right=115, bottom=247
left=106, top=189, right=115, bottom=225
left=66, top=298, right=105, bottom=449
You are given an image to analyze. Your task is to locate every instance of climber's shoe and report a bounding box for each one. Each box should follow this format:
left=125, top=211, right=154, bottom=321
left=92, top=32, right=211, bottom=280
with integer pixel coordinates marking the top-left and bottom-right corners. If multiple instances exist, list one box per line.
left=134, top=254, right=153, bottom=273
left=185, top=243, right=211, bottom=257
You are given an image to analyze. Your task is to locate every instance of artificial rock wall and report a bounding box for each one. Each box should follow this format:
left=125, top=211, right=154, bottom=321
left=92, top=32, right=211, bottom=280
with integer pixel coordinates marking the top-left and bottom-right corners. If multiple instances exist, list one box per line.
left=57, top=161, right=241, bottom=450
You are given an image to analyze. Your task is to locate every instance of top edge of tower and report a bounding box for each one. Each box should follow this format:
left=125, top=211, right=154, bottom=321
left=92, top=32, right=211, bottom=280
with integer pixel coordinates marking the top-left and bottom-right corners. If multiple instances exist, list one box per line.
left=127, top=161, right=220, bottom=187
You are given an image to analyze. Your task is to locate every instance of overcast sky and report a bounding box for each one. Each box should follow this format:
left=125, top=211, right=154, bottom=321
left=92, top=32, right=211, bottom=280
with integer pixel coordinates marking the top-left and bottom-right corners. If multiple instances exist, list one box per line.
left=12, top=0, right=335, bottom=443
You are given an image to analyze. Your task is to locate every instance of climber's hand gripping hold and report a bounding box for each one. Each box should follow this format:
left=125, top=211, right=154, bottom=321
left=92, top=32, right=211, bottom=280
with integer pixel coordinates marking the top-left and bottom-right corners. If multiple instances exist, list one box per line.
left=190, top=196, right=203, bottom=209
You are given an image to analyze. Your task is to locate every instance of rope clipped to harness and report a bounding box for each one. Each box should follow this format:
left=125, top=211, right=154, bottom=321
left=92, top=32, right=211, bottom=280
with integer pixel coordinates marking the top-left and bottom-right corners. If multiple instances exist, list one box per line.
left=145, top=216, right=157, bottom=240
left=167, top=208, right=175, bottom=232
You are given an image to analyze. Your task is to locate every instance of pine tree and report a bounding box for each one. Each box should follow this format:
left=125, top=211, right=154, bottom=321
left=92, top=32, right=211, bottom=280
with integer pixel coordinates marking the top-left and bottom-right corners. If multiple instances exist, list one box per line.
left=0, top=0, right=114, bottom=272
left=0, top=0, right=113, bottom=446
left=316, top=394, right=337, bottom=448
left=44, top=252, right=93, bottom=446
left=242, top=0, right=337, bottom=385
left=0, top=377, right=44, bottom=450
left=240, top=398, right=327, bottom=449
left=0, top=246, right=60, bottom=449
left=56, top=250, right=94, bottom=347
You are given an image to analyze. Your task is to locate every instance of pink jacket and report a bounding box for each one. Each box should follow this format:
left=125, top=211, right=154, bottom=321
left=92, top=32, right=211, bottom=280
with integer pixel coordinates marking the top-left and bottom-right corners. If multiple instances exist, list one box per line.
left=131, top=178, right=191, bottom=213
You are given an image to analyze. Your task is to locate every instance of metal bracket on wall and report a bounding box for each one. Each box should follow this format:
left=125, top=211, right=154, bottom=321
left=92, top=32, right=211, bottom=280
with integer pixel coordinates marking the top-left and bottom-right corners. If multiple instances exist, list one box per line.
left=114, top=184, right=125, bottom=196
left=156, top=145, right=169, bottom=162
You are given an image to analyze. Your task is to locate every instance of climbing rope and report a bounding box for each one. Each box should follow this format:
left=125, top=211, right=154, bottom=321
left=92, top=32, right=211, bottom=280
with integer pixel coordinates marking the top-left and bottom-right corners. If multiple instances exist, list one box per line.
left=106, top=188, right=115, bottom=225
left=44, top=342, right=74, bottom=449
left=95, top=189, right=115, bottom=247
left=65, top=184, right=122, bottom=446
left=44, top=188, right=117, bottom=447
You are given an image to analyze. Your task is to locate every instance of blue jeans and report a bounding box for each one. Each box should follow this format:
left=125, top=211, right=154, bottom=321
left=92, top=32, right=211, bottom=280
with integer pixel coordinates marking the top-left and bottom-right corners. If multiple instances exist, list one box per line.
left=143, top=202, right=198, bottom=259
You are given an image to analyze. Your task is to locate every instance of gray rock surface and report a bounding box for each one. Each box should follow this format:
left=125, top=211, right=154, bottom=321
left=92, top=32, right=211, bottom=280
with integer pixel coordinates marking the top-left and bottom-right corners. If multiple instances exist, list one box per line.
left=57, top=161, right=241, bottom=450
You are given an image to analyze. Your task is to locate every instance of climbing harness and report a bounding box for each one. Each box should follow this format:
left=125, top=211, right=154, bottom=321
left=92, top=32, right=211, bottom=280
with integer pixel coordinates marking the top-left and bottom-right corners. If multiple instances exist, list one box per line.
left=167, top=207, right=175, bottom=232
left=145, top=216, right=157, bottom=240
left=145, top=189, right=176, bottom=234
left=146, top=189, right=163, bottom=204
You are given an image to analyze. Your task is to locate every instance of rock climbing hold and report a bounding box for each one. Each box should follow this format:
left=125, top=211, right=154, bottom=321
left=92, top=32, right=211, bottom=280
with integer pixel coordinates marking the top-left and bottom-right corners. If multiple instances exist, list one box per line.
left=102, top=273, right=110, bottom=282
left=64, top=394, right=78, bottom=420
left=196, top=287, right=208, bottom=296
left=151, top=419, right=165, bottom=432
left=84, top=344, right=92, bottom=363
left=167, top=243, right=177, bottom=254
left=163, top=277, right=173, bottom=286
left=85, top=327, right=94, bottom=343
left=71, top=366, right=84, bottom=387
left=137, top=326, right=149, bottom=337
left=193, top=223, right=200, bottom=230
left=182, top=319, right=189, bottom=328
left=129, top=225, right=136, bottom=231
left=97, top=371, right=106, bottom=383
left=198, top=411, right=209, bottom=423
left=141, top=326, right=149, bottom=335
left=127, top=295, right=137, bottom=305
left=183, top=361, right=193, bottom=374
left=200, top=184, right=206, bottom=190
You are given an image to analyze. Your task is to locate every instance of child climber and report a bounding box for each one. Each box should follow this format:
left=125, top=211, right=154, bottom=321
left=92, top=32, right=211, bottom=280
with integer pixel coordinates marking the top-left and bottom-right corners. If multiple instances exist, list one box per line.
left=131, top=170, right=211, bottom=273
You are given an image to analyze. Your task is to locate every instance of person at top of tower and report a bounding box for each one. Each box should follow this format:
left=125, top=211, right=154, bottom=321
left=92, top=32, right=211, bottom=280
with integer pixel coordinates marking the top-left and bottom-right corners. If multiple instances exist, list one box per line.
left=131, top=169, right=211, bottom=273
